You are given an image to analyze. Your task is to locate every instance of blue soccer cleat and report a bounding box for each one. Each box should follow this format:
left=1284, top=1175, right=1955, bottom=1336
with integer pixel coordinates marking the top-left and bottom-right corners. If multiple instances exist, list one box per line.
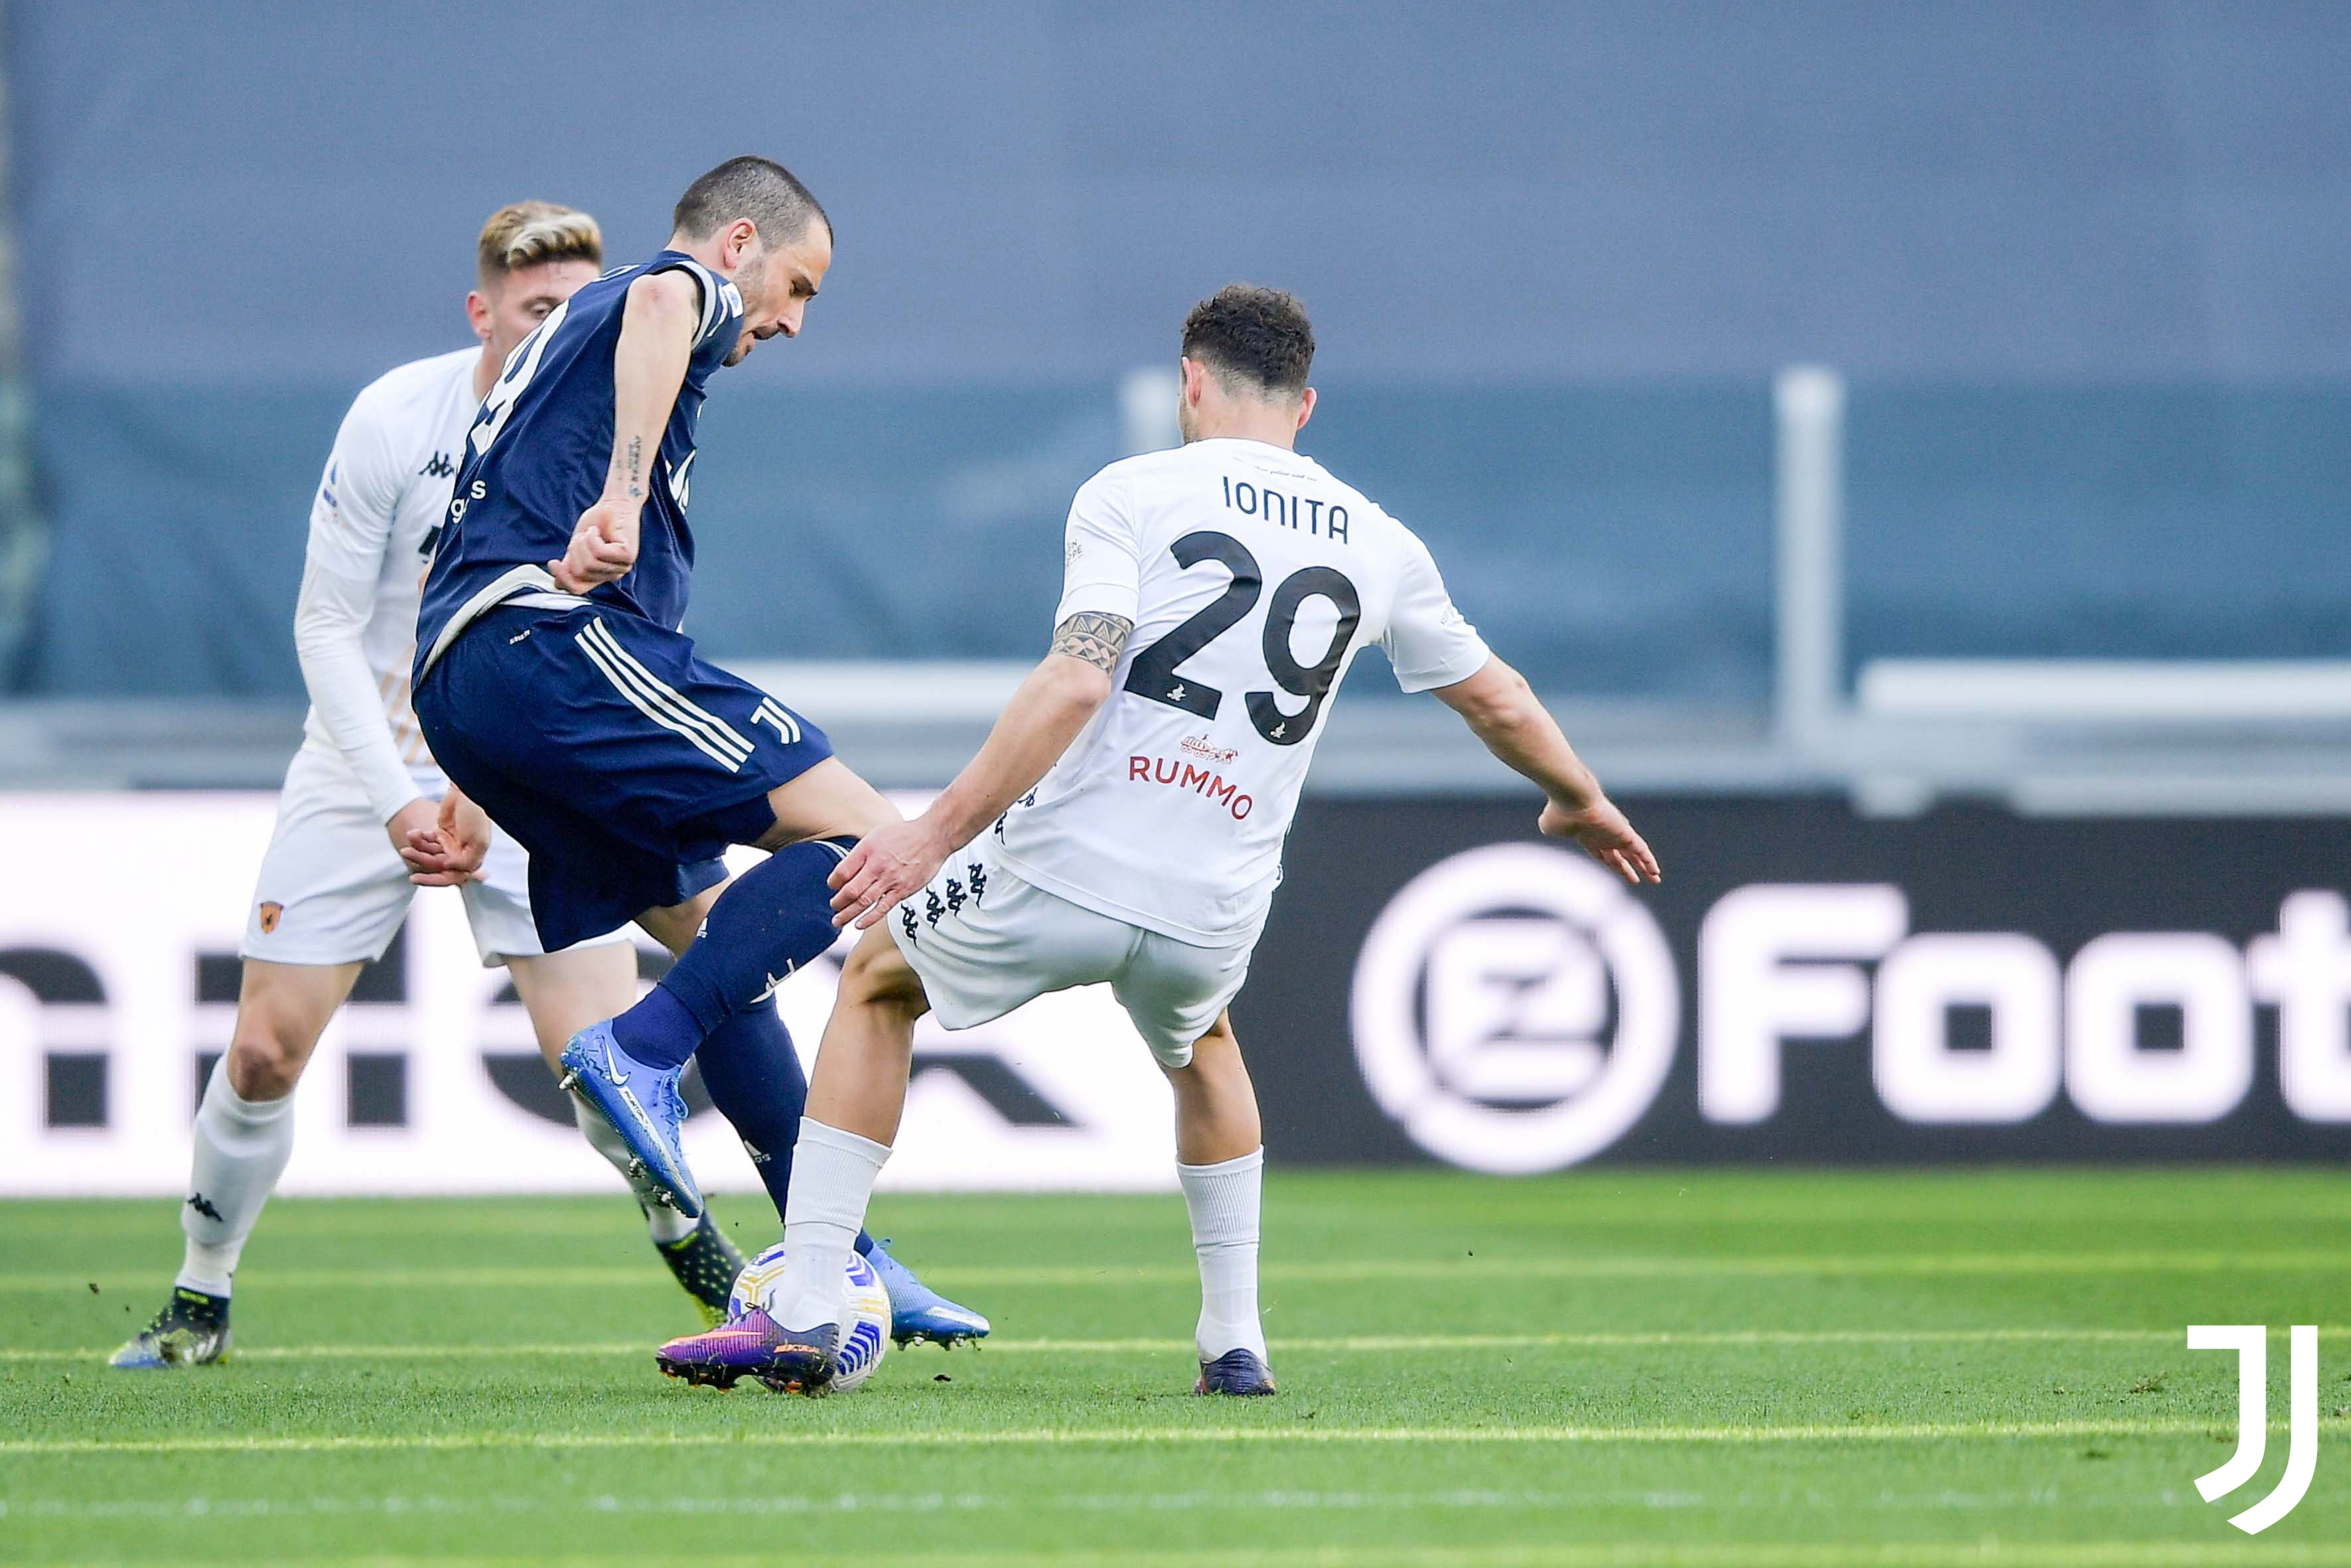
left=1196, top=1346, right=1278, bottom=1396
left=109, top=1287, right=232, bottom=1370
left=559, top=1019, right=702, bottom=1220
left=865, top=1237, right=990, bottom=1347
left=656, top=1307, right=835, bottom=1395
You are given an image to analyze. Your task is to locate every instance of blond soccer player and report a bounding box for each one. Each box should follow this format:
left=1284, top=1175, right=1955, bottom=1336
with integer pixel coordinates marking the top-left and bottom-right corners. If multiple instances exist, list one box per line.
left=113, top=204, right=747, bottom=1369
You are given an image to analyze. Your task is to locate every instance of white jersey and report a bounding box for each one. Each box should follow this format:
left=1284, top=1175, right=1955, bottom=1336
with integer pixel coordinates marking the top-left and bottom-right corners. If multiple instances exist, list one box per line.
left=293, top=346, right=482, bottom=820
left=993, top=436, right=1491, bottom=944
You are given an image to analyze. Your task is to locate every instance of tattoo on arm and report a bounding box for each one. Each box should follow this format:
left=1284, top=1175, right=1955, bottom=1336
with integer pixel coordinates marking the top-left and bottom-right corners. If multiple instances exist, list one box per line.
left=1050, top=612, right=1133, bottom=674
left=624, top=435, right=644, bottom=500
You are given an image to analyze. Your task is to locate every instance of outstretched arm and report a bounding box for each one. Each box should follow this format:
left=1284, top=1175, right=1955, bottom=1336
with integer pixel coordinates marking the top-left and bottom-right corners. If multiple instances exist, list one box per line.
left=548, top=271, right=699, bottom=593
left=827, top=612, right=1132, bottom=928
left=1433, top=656, right=1661, bottom=885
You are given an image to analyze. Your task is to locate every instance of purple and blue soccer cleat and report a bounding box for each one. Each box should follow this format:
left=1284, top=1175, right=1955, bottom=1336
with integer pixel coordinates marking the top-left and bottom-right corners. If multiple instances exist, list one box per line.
left=656, top=1307, right=837, bottom=1395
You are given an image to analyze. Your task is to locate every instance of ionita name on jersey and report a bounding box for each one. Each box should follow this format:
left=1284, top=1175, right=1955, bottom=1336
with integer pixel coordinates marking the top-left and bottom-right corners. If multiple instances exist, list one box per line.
left=1222, top=476, right=1348, bottom=540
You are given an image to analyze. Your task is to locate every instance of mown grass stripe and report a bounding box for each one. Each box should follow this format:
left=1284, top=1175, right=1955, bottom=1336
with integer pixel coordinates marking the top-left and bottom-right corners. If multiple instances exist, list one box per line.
left=8, top=1417, right=2340, bottom=1456
left=0, top=1483, right=2080, bottom=1519
left=22, top=1549, right=2350, bottom=1568
left=11, top=1250, right=2351, bottom=1293
left=9, top=1324, right=2325, bottom=1364
left=4, top=1478, right=2314, bottom=1565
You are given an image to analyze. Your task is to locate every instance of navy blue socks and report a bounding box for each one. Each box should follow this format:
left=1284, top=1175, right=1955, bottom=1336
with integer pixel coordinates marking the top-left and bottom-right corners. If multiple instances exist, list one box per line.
left=610, top=837, right=854, bottom=1071
left=603, top=833, right=873, bottom=1251
left=693, top=1004, right=869, bottom=1253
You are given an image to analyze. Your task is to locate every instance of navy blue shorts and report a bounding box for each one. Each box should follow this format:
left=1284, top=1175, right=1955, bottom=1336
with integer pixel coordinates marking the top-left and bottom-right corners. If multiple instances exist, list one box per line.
left=414, top=603, right=833, bottom=950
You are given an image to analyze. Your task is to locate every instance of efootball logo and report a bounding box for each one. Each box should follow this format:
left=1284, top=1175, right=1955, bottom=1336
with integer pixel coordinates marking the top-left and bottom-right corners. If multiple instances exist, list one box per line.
left=1350, top=844, right=1676, bottom=1173
left=2190, top=1326, right=2320, bottom=1533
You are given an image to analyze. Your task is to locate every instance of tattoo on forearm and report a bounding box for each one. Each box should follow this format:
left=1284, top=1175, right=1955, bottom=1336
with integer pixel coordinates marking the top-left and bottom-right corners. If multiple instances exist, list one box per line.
left=622, top=435, right=645, bottom=500
left=1051, top=612, right=1133, bottom=674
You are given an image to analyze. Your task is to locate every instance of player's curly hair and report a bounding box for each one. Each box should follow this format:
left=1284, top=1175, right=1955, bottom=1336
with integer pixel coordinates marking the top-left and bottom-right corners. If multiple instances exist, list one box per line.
left=1182, top=285, right=1315, bottom=397
left=476, top=202, right=603, bottom=288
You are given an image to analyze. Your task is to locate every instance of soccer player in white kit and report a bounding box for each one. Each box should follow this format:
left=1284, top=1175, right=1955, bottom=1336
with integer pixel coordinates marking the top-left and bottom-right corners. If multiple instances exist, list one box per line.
left=113, top=204, right=745, bottom=1369
left=656, top=285, right=1661, bottom=1395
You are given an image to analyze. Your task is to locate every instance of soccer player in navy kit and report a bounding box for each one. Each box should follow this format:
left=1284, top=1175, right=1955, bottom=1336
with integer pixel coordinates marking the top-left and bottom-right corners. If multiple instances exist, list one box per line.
left=405, top=156, right=983, bottom=1344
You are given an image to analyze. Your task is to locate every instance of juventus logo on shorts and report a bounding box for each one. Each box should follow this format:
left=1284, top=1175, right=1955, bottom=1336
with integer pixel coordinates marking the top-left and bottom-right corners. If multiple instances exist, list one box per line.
left=574, top=618, right=756, bottom=772
left=750, top=698, right=800, bottom=747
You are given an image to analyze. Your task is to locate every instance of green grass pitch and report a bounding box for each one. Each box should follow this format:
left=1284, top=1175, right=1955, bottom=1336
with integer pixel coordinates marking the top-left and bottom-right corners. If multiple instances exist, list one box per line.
left=3, top=1169, right=2345, bottom=1565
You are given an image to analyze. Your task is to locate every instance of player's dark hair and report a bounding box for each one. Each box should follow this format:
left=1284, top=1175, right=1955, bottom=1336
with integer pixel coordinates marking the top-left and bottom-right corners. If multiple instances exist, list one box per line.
left=1181, top=285, right=1315, bottom=397
left=672, top=156, right=830, bottom=247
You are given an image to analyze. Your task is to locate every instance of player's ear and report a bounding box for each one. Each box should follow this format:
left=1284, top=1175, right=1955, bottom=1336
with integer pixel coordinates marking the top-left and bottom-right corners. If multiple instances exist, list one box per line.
left=1294, top=386, right=1317, bottom=432
left=726, top=218, right=759, bottom=269
left=464, top=289, right=492, bottom=344
left=1180, top=357, right=1206, bottom=407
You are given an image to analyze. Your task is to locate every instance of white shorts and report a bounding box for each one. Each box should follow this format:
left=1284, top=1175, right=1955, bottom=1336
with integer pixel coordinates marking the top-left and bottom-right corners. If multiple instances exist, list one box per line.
left=240, top=743, right=630, bottom=968
left=887, top=842, right=1254, bottom=1069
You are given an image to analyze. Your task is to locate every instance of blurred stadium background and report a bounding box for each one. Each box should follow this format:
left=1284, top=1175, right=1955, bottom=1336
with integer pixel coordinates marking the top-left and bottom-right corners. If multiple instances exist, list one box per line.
left=5, top=1, right=2351, bottom=1191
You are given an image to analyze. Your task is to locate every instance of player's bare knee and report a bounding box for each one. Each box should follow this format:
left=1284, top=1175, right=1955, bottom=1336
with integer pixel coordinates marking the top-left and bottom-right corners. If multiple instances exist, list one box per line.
left=1194, top=1011, right=1240, bottom=1054
left=636, top=884, right=724, bottom=957
left=754, top=759, right=900, bottom=851
left=839, top=927, right=930, bottom=1023
left=224, top=1016, right=311, bottom=1100
left=1178, top=1014, right=1247, bottom=1079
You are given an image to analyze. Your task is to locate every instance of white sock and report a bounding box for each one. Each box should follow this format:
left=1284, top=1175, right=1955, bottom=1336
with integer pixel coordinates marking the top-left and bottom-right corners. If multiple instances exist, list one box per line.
left=177, top=1060, right=297, bottom=1297
left=571, top=1094, right=695, bottom=1244
left=771, top=1119, right=889, bottom=1328
left=1178, top=1147, right=1265, bottom=1362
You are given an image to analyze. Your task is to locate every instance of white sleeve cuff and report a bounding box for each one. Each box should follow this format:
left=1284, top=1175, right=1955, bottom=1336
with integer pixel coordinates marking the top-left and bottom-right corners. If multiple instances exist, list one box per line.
left=1393, top=642, right=1495, bottom=695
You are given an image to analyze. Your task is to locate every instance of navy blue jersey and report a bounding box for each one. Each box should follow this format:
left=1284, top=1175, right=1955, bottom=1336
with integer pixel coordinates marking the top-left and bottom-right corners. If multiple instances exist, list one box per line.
left=416, top=251, right=742, bottom=674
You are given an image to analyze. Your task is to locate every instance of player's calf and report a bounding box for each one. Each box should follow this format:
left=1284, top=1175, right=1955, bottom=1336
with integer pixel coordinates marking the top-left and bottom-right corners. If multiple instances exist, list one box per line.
left=1168, top=1023, right=1273, bottom=1393
left=608, top=837, right=860, bottom=1072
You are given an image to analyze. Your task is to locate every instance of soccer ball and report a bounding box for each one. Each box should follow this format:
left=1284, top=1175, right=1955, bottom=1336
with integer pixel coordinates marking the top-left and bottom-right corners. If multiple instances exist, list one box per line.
left=727, top=1243, right=892, bottom=1392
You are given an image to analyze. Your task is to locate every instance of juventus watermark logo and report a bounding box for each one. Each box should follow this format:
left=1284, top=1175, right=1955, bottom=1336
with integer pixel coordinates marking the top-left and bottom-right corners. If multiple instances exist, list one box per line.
left=2188, top=1326, right=2318, bottom=1533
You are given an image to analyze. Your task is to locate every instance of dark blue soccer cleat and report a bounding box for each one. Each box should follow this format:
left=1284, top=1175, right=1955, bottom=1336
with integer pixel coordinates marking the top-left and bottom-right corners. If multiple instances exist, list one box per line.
left=1196, top=1346, right=1278, bottom=1396
left=865, top=1238, right=990, bottom=1346
left=109, top=1287, right=232, bottom=1370
left=559, top=1019, right=702, bottom=1220
left=655, top=1307, right=835, bottom=1395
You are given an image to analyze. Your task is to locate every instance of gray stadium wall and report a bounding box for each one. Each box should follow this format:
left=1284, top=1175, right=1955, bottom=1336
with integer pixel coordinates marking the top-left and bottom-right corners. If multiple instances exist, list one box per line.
left=11, top=3, right=2351, bottom=697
